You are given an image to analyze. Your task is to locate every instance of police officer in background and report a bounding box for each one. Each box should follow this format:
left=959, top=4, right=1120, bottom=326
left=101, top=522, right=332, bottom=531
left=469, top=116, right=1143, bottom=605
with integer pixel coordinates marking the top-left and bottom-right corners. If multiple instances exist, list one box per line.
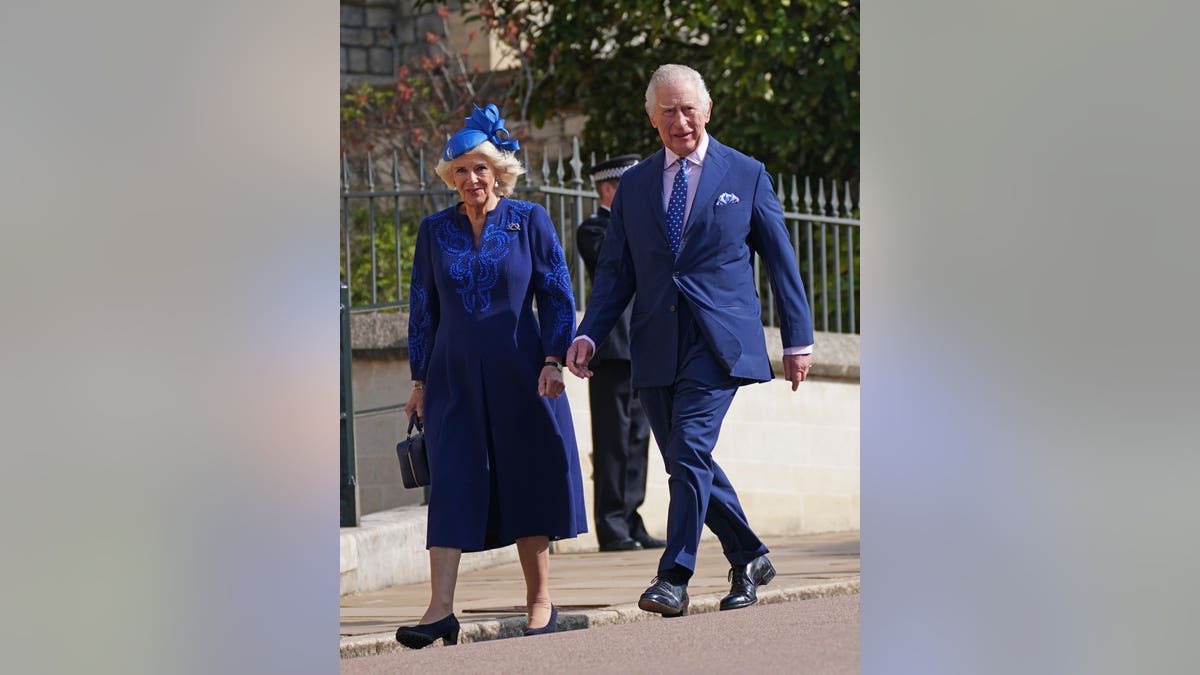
left=577, top=154, right=667, bottom=552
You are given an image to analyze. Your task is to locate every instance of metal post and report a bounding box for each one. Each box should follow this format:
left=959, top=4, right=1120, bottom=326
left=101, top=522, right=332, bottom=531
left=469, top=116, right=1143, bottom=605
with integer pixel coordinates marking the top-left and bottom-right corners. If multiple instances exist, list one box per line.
left=848, top=226, right=857, bottom=334
left=342, top=154, right=352, bottom=291
left=366, top=154, right=378, bottom=305
left=393, top=152, right=403, bottom=305
left=570, top=137, right=586, bottom=309
left=340, top=282, right=360, bottom=527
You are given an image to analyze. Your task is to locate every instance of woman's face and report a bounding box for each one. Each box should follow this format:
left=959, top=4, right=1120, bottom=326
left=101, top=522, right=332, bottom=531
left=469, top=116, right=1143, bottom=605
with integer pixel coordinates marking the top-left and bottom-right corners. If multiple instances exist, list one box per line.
left=451, top=153, right=498, bottom=208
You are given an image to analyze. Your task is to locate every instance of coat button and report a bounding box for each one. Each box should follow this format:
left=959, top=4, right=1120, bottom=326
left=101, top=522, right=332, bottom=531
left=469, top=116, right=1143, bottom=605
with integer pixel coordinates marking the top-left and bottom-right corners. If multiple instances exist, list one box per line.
left=669, top=305, right=676, bottom=312
left=672, top=272, right=679, bottom=279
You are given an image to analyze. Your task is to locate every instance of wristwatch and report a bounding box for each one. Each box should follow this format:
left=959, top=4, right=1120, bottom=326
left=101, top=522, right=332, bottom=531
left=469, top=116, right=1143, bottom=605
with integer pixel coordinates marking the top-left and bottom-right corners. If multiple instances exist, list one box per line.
left=542, top=360, right=562, bottom=371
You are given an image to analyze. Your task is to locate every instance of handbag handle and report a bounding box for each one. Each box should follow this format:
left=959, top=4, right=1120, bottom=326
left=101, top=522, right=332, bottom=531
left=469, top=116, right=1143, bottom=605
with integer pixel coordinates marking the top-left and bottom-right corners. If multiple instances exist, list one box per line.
left=407, top=412, right=423, bottom=435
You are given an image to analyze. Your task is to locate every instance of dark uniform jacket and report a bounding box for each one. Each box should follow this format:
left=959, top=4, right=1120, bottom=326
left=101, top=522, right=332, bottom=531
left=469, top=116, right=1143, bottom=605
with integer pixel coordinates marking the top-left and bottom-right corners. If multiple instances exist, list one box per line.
left=576, top=206, right=633, bottom=362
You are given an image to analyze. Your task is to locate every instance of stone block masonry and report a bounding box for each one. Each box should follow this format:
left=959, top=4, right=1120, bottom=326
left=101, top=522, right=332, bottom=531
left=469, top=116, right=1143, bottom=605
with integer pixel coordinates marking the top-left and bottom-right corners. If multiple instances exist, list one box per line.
left=341, top=1, right=449, bottom=87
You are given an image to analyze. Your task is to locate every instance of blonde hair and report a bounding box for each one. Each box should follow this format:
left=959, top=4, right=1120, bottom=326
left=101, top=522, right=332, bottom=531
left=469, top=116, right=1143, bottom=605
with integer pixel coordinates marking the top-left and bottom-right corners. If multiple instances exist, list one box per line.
left=644, top=64, right=712, bottom=113
left=434, top=141, right=525, bottom=197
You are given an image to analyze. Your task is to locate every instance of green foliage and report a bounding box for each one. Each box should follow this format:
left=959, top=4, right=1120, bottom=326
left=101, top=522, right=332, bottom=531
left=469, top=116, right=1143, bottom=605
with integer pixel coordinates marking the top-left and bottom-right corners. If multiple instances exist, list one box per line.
left=451, top=0, right=859, bottom=184
left=340, top=200, right=426, bottom=307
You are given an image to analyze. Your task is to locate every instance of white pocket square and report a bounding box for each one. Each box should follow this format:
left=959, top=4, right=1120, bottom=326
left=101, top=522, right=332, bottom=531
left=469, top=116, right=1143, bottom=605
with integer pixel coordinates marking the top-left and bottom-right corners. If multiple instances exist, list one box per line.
left=715, top=192, right=740, bottom=206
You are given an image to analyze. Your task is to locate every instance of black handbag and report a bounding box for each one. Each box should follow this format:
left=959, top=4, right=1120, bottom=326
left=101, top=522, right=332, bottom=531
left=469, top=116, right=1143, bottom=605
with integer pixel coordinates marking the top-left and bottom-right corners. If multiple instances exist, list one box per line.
left=395, top=414, right=430, bottom=489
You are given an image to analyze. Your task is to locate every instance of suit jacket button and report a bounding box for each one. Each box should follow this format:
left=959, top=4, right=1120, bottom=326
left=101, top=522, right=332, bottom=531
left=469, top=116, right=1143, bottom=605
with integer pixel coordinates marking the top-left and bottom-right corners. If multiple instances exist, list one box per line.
left=672, top=272, right=679, bottom=279
left=669, top=305, right=676, bottom=312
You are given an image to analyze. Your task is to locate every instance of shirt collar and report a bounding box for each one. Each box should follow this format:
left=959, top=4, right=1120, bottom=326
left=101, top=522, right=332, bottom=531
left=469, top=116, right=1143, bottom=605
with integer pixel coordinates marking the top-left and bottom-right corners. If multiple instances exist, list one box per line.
left=664, top=132, right=709, bottom=170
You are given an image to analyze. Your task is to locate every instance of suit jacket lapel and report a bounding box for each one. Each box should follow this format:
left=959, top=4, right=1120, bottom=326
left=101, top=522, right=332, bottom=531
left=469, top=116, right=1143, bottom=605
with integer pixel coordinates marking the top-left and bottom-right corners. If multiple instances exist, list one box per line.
left=647, top=149, right=670, bottom=246
left=681, top=137, right=730, bottom=250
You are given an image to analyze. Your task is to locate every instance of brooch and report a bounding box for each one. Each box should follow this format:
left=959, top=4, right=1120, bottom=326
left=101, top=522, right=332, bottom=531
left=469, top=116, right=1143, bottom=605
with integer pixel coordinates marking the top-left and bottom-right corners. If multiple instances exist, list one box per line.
left=507, top=223, right=521, bottom=231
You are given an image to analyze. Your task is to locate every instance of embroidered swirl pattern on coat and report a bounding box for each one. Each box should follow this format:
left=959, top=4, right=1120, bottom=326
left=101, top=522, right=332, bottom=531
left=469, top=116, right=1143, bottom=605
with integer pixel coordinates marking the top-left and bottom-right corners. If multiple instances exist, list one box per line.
left=432, top=209, right=515, bottom=313
left=407, top=281, right=432, bottom=375
left=541, top=236, right=575, bottom=351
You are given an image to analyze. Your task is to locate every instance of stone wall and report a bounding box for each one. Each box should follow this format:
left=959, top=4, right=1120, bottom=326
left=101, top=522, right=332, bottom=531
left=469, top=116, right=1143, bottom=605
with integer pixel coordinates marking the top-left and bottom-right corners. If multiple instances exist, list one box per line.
left=341, top=1, right=451, bottom=88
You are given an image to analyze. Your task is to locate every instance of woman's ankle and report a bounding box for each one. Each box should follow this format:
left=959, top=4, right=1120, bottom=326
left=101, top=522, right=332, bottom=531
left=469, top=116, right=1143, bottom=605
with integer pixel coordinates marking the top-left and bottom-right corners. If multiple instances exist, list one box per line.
left=526, top=600, right=552, bottom=624
left=419, top=606, right=454, bottom=624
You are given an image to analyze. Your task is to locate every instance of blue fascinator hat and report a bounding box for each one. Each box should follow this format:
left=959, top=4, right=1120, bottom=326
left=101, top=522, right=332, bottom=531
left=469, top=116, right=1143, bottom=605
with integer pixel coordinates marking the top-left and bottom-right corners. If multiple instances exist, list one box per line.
left=442, top=103, right=521, bottom=161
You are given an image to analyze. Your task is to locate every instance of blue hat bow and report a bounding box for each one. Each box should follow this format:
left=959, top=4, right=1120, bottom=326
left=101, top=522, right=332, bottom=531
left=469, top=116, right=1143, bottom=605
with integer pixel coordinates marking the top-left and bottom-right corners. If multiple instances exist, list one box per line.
left=442, top=104, right=520, bottom=161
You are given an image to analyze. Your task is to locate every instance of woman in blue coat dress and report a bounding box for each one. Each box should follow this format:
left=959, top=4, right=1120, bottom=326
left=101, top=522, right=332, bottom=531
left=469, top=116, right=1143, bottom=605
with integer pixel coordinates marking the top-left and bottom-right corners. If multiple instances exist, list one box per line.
left=395, top=104, right=587, bottom=649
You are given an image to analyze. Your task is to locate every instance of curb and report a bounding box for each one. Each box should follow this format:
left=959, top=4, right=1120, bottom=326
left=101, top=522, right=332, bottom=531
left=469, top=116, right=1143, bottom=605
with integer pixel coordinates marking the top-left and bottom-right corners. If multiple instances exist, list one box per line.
left=340, top=577, right=860, bottom=659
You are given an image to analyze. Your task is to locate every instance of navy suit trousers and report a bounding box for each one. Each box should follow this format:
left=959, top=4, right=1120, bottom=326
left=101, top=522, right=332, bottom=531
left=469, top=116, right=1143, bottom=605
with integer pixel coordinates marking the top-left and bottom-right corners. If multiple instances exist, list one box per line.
left=589, top=359, right=652, bottom=544
left=637, top=301, right=768, bottom=579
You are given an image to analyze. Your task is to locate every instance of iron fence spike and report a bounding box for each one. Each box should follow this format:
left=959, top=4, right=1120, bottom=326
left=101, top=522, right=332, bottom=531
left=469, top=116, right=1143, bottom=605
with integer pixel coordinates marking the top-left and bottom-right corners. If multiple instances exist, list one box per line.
left=569, top=137, right=583, bottom=187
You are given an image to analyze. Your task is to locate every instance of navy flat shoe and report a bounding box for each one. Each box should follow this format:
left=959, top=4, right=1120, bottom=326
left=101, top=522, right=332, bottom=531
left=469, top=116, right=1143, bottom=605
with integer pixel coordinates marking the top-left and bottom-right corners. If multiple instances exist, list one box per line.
left=523, top=605, right=558, bottom=636
left=396, top=613, right=460, bottom=648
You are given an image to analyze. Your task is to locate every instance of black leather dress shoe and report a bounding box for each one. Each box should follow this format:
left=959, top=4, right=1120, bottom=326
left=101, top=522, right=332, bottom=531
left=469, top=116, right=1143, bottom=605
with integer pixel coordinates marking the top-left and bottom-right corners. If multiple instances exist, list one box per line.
left=719, top=555, right=776, bottom=611
left=634, top=534, right=668, bottom=549
left=638, top=577, right=689, bottom=617
left=599, top=538, right=643, bottom=552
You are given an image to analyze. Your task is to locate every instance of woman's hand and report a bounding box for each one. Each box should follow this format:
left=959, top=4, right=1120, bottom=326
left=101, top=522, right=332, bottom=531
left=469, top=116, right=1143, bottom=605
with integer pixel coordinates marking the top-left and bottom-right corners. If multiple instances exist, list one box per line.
left=404, top=383, right=425, bottom=420
left=538, top=361, right=565, bottom=398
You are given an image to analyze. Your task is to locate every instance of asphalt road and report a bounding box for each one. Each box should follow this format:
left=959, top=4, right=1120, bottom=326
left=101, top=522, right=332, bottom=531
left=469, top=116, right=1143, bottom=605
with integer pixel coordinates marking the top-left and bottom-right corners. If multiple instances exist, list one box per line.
left=341, top=594, right=859, bottom=674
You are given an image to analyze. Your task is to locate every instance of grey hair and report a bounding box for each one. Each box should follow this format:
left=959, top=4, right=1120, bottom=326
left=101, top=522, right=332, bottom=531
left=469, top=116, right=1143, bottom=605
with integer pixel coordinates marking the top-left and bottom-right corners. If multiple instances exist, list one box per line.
left=434, top=140, right=526, bottom=197
left=644, top=64, right=712, bottom=113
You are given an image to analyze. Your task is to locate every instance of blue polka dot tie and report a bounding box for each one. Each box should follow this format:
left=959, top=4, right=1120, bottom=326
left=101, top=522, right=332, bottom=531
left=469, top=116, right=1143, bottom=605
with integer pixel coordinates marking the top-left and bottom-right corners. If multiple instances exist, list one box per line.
left=666, top=157, right=688, bottom=254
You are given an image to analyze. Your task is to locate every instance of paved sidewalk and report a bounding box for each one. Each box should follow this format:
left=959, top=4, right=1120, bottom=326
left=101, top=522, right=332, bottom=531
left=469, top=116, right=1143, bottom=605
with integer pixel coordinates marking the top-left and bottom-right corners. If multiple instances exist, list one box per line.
left=341, top=531, right=859, bottom=659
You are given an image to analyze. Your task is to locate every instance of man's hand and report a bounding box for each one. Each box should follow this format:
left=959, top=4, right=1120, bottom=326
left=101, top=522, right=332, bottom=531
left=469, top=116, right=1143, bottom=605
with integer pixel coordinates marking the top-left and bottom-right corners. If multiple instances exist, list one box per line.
left=565, top=338, right=595, bottom=378
left=783, top=354, right=813, bottom=391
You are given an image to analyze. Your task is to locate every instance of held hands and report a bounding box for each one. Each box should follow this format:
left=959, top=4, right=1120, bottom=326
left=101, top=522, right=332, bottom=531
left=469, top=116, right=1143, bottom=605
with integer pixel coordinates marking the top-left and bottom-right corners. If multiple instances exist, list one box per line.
left=539, top=361, right=565, bottom=398
left=782, top=354, right=813, bottom=391
left=565, top=339, right=595, bottom=379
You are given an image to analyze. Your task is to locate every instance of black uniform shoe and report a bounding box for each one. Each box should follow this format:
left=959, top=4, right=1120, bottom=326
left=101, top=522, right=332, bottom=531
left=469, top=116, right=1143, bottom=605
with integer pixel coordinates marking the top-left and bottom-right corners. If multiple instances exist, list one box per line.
left=719, top=555, right=776, bottom=611
left=598, top=538, right=643, bottom=552
left=634, top=534, right=668, bottom=549
left=638, top=577, right=690, bottom=617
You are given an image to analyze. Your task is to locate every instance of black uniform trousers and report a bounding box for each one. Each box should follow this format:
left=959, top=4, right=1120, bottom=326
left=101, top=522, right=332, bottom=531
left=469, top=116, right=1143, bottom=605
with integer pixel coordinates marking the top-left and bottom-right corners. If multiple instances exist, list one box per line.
left=589, top=358, right=653, bottom=545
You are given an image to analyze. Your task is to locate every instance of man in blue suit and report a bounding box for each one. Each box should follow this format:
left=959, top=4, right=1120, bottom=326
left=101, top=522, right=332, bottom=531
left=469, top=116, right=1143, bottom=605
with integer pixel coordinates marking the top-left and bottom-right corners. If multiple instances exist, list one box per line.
left=566, top=64, right=815, bottom=617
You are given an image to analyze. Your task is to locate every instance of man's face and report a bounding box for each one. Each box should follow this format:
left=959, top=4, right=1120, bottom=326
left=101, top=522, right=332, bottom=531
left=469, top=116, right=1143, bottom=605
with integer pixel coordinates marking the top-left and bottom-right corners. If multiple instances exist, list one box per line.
left=648, top=79, right=711, bottom=157
left=596, top=180, right=618, bottom=209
